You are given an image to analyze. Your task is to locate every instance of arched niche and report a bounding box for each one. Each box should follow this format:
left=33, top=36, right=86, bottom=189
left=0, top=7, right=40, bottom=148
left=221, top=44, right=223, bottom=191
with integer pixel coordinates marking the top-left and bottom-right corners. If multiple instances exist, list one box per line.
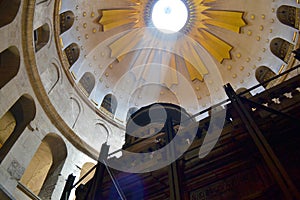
left=69, top=96, right=81, bottom=129
left=101, top=94, right=118, bottom=115
left=42, top=63, right=60, bottom=95
left=60, top=11, right=74, bottom=34
left=0, top=46, right=20, bottom=89
left=34, top=23, right=50, bottom=52
left=0, top=94, right=36, bottom=163
left=277, top=5, right=299, bottom=29
left=20, top=133, right=67, bottom=199
left=236, top=87, right=252, bottom=99
left=270, top=38, right=294, bottom=63
left=78, top=162, right=96, bottom=185
left=255, top=66, right=276, bottom=88
left=64, top=43, right=80, bottom=67
left=0, top=112, right=16, bottom=149
left=126, top=107, right=138, bottom=122
left=78, top=72, right=95, bottom=97
left=0, top=0, right=21, bottom=28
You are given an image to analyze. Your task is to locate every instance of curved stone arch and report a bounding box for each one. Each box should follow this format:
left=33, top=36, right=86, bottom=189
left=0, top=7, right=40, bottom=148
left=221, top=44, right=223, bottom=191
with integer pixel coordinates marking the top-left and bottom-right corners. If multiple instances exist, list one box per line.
left=39, top=133, right=67, bottom=199
left=34, top=23, right=50, bottom=52
left=270, top=37, right=294, bottom=63
left=51, top=58, right=63, bottom=84
left=21, top=133, right=68, bottom=199
left=0, top=94, right=36, bottom=163
left=64, top=43, right=80, bottom=67
left=46, top=62, right=60, bottom=95
left=78, top=162, right=96, bottom=184
left=69, top=96, right=82, bottom=129
left=277, top=5, right=298, bottom=29
left=235, top=87, right=252, bottom=98
left=44, top=18, right=54, bottom=50
left=0, top=112, right=16, bottom=149
left=0, top=0, right=21, bottom=28
left=59, top=10, right=75, bottom=34
left=95, top=121, right=111, bottom=142
left=36, top=0, right=51, bottom=6
left=255, top=66, right=276, bottom=88
left=78, top=72, right=96, bottom=97
left=22, top=0, right=99, bottom=162
left=101, top=94, right=118, bottom=115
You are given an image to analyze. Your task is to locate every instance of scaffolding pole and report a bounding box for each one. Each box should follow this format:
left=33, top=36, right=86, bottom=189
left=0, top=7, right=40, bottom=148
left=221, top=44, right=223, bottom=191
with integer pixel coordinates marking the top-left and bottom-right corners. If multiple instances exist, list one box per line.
left=224, top=83, right=300, bottom=200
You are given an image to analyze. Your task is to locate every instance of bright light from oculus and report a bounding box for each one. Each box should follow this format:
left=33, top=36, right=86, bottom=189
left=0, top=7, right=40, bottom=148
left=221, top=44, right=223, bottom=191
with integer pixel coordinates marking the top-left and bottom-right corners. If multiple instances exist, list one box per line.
left=151, top=0, right=188, bottom=33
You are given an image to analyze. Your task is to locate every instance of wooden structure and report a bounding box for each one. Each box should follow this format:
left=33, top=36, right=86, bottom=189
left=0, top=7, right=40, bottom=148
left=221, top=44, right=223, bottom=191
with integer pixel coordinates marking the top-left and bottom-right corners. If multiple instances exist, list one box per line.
left=73, top=73, right=300, bottom=200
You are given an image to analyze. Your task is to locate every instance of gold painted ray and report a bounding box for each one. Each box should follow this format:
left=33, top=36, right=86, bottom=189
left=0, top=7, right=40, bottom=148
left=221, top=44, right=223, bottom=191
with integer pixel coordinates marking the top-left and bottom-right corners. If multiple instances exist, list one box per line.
left=109, top=29, right=145, bottom=61
left=180, top=42, right=207, bottom=81
left=100, top=9, right=141, bottom=31
left=193, top=29, right=232, bottom=63
left=185, top=61, right=204, bottom=81
left=160, top=53, right=178, bottom=87
left=202, top=0, right=216, bottom=3
left=204, top=10, right=246, bottom=32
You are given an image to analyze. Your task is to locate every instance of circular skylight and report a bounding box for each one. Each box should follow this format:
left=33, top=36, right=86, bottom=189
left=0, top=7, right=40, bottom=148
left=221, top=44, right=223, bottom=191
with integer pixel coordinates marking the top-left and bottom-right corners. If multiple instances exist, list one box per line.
left=151, top=0, right=188, bottom=33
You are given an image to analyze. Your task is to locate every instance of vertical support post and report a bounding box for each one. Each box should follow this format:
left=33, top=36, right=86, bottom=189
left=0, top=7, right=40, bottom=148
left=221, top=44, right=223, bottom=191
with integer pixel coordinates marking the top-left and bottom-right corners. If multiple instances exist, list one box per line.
left=60, top=174, right=76, bottom=200
left=165, top=117, right=182, bottom=200
left=224, top=83, right=300, bottom=200
left=85, top=142, right=110, bottom=200
left=103, top=159, right=127, bottom=200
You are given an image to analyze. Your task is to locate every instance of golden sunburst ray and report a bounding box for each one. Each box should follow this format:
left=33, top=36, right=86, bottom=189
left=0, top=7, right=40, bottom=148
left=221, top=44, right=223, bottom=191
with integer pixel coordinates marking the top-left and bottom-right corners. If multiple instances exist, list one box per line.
left=166, top=54, right=178, bottom=87
left=100, top=9, right=140, bottom=31
left=203, top=10, right=246, bottom=32
left=178, top=40, right=208, bottom=80
left=191, top=29, right=232, bottom=63
left=109, top=28, right=145, bottom=61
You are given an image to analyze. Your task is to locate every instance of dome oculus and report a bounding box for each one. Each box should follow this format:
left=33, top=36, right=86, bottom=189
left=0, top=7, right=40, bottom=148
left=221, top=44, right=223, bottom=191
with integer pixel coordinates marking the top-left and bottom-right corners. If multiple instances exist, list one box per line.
left=151, top=0, right=188, bottom=33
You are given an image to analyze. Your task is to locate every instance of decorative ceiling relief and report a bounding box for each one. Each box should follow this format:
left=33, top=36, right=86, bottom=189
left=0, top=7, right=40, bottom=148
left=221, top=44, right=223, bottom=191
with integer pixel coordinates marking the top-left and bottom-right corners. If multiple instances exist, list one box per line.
left=57, top=0, right=299, bottom=124
left=98, top=0, right=246, bottom=86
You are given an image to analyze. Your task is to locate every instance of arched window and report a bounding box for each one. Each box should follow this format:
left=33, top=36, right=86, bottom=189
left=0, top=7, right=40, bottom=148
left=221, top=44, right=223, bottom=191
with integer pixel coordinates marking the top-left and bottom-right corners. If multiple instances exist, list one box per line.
left=126, top=107, right=138, bottom=121
left=0, top=46, right=20, bottom=89
left=277, top=5, right=298, bottom=29
left=101, top=94, right=118, bottom=115
left=270, top=38, right=294, bottom=63
left=0, top=95, right=36, bottom=163
left=0, top=0, right=21, bottom=28
left=0, top=112, right=16, bottom=149
left=236, top=87, right=252, bottom=98
left=64, top=43, right=80, bottom=67
left=20, top=133, right=67, bottom=199
left=60, top=11, right=74, bottom=34
left=78, top=162, right=96, bottom=185
left=78, top=72, right=95, bottom=96
left=34, top=23, right=50, bottom=52
left=255, top=66, right=276, bottom=88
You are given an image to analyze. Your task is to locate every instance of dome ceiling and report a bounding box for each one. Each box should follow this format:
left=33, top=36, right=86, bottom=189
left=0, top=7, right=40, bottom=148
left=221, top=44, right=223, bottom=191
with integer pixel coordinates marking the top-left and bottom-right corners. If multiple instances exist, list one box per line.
left=57, top=0, right=300, bottom=124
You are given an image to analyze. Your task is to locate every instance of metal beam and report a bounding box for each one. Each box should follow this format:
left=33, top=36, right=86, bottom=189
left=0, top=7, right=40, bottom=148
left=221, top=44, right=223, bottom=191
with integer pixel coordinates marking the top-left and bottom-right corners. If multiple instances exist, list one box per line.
left=60, top=174, right=75, bottom=200
left=240, top=97, right=300, bottom=124
left=103, top=160, right=127, bottom=200
left=224, top=83, right=300, bottom=200
left=85, top=143, right=110, bottom=200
